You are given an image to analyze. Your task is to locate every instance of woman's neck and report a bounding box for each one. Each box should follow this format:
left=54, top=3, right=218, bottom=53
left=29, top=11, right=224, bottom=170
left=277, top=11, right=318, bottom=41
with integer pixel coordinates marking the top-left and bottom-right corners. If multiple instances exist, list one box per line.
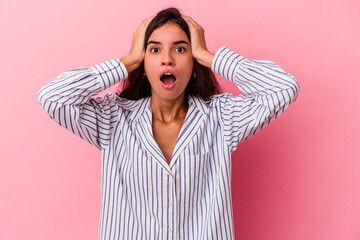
left=150, top=94, right=188, bottom=123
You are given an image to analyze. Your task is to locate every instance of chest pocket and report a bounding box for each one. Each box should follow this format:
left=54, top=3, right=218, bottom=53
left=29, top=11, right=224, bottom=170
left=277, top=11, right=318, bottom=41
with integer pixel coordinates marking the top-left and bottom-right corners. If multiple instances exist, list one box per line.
left=177, top=146, right=219, bottom=206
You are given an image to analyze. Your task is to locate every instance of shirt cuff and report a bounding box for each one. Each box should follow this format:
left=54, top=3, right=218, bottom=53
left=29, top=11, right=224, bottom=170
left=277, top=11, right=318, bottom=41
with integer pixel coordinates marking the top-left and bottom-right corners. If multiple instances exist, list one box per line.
left=90, top=58, right=129, bottom=90
left=211, top=46, right=245, bottom=82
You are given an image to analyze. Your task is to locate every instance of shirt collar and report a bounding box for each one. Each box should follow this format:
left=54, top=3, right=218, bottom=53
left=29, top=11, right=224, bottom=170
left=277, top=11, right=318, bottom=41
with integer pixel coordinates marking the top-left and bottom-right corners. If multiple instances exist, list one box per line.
left=127, top=95, right=211, bottom=171
left=188, top=95, right=210, bottom=117
left=125, top=95, right=210, bottom=123
left=123, top=97, right=151, bottom=122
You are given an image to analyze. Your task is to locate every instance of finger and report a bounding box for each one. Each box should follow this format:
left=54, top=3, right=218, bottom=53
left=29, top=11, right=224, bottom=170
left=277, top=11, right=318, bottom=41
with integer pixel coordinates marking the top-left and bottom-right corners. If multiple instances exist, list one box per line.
left=143, top=15, right=156, bottom=26
left=182, top=15, right=193, bottom=26
left=134, top=15, right=155, bottom=43
left=182, top=15, right=201, bottom=29
left=182, top=15, right=195, bottom=30
left=137, top=15, right=155, bottom=33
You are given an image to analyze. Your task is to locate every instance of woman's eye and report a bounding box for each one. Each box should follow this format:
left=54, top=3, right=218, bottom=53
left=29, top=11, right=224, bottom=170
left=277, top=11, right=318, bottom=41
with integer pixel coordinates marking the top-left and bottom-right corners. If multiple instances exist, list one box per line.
left=175, top=47, right=185, bottom=53
left=150, top=48, right=159, bottom=53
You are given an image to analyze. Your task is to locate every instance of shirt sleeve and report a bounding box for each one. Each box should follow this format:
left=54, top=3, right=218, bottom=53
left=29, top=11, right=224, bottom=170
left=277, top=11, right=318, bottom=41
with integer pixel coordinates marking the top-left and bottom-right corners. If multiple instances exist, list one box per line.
left=37, top=58, right=128, bottom=149
left=211, top=46, right=300, bottom=152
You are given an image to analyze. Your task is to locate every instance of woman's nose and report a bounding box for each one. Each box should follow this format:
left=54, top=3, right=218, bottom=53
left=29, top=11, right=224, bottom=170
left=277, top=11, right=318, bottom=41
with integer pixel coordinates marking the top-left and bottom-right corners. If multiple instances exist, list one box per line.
left=161, top=51, right=174, bottom=66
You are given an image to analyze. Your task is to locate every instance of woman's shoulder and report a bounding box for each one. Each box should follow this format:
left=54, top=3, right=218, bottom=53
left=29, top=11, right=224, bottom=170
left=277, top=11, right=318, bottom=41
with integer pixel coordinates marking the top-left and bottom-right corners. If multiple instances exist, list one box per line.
left=91, top=92, right=150, bottom=112
left=206, top=92, right=236, bottom=106
left=189, top=93, right=235, bottom=111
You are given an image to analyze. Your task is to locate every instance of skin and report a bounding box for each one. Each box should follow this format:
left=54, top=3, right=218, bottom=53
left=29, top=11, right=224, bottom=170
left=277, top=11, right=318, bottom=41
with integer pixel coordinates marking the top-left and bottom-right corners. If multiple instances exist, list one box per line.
left=144, top=23, right=193, bottom=109
left=120, top=15, right=215, bottom=164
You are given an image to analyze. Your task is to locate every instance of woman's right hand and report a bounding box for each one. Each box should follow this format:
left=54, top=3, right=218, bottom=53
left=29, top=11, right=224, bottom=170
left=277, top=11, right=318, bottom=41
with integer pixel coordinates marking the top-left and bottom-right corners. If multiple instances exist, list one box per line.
left=120, top=16, right=154, bottom=73
left=182, top=15, right=214, bottom=68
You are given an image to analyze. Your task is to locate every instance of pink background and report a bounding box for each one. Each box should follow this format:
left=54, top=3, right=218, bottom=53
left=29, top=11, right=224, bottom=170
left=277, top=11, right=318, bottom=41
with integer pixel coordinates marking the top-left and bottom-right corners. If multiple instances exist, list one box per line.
left=1, top=0, right=359, bottom=239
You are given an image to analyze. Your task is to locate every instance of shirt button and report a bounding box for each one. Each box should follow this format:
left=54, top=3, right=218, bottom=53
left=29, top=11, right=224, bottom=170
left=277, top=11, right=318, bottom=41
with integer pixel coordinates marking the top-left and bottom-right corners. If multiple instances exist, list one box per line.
left=169, top=201, right=173, bottom=206
left=169, top=227, right=173, bottom=232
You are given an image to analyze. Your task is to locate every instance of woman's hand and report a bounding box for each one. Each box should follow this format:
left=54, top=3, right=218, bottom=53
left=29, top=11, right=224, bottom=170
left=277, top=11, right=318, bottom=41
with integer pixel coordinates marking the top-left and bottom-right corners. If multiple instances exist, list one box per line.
left=120, top=16, right=154, bottom=73
left=182, top=15, right=214, bottom=68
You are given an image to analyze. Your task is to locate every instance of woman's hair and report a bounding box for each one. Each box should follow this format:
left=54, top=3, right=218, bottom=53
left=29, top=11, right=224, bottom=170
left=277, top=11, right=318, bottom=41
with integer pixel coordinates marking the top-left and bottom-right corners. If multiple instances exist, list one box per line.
left=119, top=7, right=221, bottom=100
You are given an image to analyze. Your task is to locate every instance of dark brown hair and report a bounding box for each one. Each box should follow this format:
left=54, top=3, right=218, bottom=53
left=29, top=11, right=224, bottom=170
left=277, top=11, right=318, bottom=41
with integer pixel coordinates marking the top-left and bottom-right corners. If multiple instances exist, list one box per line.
left=119, top=7, right=221, bottom=100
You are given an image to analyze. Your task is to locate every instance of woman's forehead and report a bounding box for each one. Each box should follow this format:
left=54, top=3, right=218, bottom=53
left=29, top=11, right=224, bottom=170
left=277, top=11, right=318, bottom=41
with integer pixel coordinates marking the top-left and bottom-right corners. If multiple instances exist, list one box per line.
left=147, top=23, right=190, bottom=44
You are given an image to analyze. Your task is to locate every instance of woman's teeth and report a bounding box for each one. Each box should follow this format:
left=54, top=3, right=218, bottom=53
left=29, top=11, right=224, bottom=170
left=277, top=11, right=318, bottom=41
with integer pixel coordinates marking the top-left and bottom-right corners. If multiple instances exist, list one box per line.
left=161, top=73, right=176, bottom=85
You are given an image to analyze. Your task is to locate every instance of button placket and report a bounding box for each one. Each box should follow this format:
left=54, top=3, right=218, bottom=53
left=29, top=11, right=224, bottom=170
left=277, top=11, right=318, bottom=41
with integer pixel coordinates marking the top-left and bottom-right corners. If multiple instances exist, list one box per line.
left=167, top=174, right=176, bottom=239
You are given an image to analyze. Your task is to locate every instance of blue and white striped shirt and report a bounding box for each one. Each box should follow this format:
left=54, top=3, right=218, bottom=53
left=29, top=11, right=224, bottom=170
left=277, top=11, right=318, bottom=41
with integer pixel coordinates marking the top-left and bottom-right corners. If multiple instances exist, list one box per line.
left=38, top=46, right=299, bottom=239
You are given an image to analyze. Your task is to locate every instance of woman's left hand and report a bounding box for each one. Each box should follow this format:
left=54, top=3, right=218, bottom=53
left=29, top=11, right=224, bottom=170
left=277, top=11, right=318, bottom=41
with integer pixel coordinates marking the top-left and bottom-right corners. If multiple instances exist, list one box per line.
left=182, top=15, right=214, bottom=68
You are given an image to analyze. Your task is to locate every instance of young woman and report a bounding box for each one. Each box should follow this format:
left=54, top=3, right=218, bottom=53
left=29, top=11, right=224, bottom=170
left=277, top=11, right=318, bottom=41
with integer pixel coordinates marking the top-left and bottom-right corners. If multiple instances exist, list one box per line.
left=38, top=7, right=299, bottom=240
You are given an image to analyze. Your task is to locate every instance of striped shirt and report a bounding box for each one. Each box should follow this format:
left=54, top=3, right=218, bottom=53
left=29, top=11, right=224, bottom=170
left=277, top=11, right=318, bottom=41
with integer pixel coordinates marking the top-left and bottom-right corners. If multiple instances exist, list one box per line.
left=38, top=46, right=300, bottom=239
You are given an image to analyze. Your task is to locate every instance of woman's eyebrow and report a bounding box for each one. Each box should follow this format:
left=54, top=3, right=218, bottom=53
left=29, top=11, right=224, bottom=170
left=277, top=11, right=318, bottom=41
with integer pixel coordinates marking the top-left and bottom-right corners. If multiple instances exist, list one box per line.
left=173, top=40, right=189, bottom=45
left=147, top=40, right=189, bottom=45
left=147, top=41, right=161, bottom=45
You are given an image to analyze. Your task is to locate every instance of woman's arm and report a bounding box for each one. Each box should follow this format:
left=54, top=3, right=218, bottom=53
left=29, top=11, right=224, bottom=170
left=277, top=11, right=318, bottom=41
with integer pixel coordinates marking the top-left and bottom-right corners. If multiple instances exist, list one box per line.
left=212, top=47, right=300, bottom=152
left=38, top=59, right=128, bottom=149
left=38, top=16, right=153, bottom=149
left=184, top=15, right=300, bottom=152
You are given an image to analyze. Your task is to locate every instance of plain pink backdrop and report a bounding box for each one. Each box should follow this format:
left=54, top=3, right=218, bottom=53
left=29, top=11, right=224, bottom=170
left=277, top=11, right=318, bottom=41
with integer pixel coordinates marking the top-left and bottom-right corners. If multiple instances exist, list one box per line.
left=1, top=0, right=359, bottom=239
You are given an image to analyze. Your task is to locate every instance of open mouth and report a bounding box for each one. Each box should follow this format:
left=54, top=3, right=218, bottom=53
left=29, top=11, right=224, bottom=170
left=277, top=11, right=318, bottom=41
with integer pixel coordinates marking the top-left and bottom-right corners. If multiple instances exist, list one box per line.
left=160, top=72, right=176, bottom=85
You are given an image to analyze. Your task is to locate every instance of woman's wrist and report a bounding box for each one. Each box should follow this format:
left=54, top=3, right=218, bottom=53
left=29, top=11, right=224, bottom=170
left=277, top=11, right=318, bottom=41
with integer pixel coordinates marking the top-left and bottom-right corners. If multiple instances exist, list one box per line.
left=120, top=55, right=142, bottom=73
left=194, top=50, right=214, bottom=68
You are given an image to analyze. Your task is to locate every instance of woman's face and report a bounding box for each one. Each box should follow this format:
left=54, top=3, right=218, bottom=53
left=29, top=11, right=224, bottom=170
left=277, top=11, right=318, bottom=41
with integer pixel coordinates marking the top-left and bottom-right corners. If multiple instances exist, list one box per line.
left=144, top=22, right=193, bottom=103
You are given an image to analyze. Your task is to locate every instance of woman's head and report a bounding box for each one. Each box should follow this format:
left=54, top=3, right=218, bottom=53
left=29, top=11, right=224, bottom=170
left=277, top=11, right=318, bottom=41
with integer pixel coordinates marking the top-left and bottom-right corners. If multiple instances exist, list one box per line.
left=119, top=7, right=221, bottom=101
left=145, top=8, right=190, bottom=51
left=144, top=22, right=194, bottom=103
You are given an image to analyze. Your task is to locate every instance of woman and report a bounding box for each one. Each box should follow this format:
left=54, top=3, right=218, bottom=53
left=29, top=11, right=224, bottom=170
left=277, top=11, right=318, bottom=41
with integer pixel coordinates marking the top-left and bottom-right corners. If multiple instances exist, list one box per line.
left=38, top=7, right=299, bottom=240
